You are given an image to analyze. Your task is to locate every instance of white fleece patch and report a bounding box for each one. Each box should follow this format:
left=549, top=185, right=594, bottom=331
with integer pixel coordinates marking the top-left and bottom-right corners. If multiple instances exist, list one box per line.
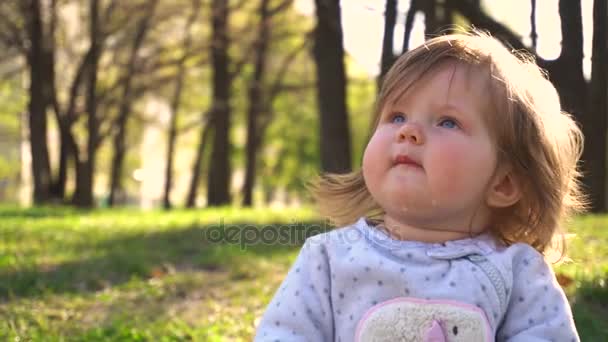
left=355, top=297, right=492, bottom=342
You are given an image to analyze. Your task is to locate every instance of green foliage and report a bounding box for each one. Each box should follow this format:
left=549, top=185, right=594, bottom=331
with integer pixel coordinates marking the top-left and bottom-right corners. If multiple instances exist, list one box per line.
left=0, top=0, right=381, bottom=207
left=346, top=57, right=377, bottom=167
left=0, top=157, right=19, bottom=181
left=554, top=215, right=608, bottom=341
left=0, top=207, right=606, bottom=340
left=0, top=79, right=25, bottom=131
left=0, top=78, right=24, bottom=201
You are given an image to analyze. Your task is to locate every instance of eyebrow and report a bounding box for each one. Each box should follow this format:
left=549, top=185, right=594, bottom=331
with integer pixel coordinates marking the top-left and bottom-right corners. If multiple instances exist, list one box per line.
left=383, top=99, right=469, bottom=117
left=434, top=103, right=467, bottom=116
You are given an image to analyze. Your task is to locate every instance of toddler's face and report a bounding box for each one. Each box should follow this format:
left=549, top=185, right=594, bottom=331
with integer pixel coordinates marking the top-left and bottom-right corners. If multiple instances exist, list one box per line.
left=362, top=62, right=498, bottom=236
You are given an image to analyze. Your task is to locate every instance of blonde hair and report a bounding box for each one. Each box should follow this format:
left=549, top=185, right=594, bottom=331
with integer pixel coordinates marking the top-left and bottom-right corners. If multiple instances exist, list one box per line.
left=309, top=31, right=586, bottom=254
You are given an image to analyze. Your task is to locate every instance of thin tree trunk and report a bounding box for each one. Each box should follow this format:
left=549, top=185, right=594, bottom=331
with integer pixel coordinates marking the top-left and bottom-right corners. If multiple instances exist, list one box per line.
left=530, top=0, right=537, bottom=50
left=403, top=0, right=418, bottom=52
left=582, top=0, right=607, bottom=212
left=186, top=115, right=212, bottom=208
left=51, top=89, right=81, bottom=204
left=73, top=0, right=100, bottom=208
left=163, top=77, right=183, bottom=209
left=242, top=0, right=271, bottom=207
left=207, top=0, right=232, bottom=206
left=52, top=124, right=68, bottom=200
left=24, top=0, right=52, bottom=204
left=52, top=49, right=93, bottom=203
left=108, top=0, right=157, bottom=207
left=84, top=0, right=101, bottom=207
left=45, top=0, right=68, bottom=201
left=313, top=0, right=351, bottom=174
left=163, top=0, right=200, bottom=210
left=380, top=0, right=397, bottom=79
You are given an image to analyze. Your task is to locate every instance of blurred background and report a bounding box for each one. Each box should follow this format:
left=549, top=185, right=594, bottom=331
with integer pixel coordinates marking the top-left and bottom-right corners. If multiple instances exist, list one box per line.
left=1, top=0, right=605, bottom=211
left=0, top=0, right=607, bottom=340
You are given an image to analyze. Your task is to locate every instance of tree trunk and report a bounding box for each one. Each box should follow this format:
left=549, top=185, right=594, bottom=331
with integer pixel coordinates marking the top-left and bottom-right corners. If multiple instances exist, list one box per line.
left=540, top=0, right=592, bottom=209
left=108, top=0, right=157, bottom=207
left=24, top=0, right=52, bottom=204
left=582, top=0, right=607, bottom=212
left=45, top=0, right=69, bottom=202
left=543, top=0, right=586, bottom=119
left=313, top=0, right=351, bottom=174
left=51, top=125, right=68, bottom=200
left=163, top=78, right=182, bottom=209
left=207, top=0, right=233, bottom=206
left=186, top=116, right=212, bottom=208
left=52, top=49, right=92, bottom=203
left=78, top=0, right=101, bottom=208
left=422, top=0, right=439, bottom=37
left=402, top=0, right=419, bottom=53
left=242, top=0, right=271, bottom=207
left=163, top=0, right=199, bottom=210
left=380, top=0, right=397, bottom=79
left=73, top=0, right=100, bottom=208
left=423, top=0, right=452, bottom=37
left=530, top=0, right=537, bottom=50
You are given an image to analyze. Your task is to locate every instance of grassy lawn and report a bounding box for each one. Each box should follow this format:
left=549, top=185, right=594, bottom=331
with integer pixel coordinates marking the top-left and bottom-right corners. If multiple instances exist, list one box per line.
left=0, top=207, right=606, bottom=341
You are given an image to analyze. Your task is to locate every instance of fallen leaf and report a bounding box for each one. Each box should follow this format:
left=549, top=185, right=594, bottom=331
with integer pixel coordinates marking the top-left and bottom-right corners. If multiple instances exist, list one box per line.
left=556, top=273, right=574, bottom=288
left=150, top=267, right=166, bottom=278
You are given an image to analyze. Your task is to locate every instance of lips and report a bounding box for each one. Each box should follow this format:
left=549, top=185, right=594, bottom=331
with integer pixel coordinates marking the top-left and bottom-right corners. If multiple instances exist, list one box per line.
left=394, top=155, right=422, bottom=168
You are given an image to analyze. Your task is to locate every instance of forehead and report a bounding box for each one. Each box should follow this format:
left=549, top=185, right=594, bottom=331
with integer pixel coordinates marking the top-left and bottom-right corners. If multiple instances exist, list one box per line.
left=388, top=61, right=494, bottom=115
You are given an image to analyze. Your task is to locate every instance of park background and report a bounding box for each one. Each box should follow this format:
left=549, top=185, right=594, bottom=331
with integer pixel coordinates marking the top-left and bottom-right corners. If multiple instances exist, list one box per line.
left=0, top=0, right=607, bottom=340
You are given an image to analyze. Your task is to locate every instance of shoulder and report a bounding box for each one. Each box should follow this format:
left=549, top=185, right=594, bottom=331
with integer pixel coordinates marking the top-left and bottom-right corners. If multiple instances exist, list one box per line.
left=303, top=218, right=368, bottom=255
left=507, top=243, right=547, bottom=267
left=487, top=241, right=551, bottom=278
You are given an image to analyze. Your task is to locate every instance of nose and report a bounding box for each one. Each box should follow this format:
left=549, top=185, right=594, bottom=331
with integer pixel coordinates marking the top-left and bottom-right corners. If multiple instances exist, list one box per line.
left=397, top=121, right=425, bottom=145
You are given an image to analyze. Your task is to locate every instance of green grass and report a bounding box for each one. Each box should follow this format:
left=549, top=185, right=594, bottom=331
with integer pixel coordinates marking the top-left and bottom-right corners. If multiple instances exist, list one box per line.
left=0, top=206, right=606, bottom=341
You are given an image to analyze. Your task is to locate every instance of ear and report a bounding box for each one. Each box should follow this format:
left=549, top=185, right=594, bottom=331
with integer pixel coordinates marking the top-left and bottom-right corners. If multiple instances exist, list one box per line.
left=486, top=167, right=521, bottom=208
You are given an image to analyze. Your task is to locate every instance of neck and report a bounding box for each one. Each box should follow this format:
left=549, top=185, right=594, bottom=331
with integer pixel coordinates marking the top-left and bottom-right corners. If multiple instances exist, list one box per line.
left=381, top=214, right=480, bottom=243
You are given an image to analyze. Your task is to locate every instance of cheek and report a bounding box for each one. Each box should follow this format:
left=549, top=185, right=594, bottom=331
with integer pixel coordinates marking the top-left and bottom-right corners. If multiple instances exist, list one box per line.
left=362, top=132, right=387, bottom=189
left=427, top=140, right=495, bottom=197
left=362, top=142, right=379, bottom=185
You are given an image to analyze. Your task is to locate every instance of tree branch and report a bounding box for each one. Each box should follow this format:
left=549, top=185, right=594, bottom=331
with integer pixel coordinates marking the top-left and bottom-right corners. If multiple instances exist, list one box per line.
left=267, top=30, right=313, bottom=103
left=450, top=0, right=552, bottom=69
left=450, top=0, right=528, bottom=51
left=268, top=0, right=293, bottom=17
left=0, top=14, right=27, bottom=56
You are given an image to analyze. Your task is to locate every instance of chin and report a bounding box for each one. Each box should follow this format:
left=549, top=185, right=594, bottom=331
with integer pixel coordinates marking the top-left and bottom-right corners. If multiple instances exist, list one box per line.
left=385, top=195, right=431, bottom=213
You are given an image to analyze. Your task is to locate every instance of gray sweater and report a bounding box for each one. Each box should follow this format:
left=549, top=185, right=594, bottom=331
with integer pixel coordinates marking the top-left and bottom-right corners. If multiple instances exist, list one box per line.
left=255, top=217, right=579, bottom=341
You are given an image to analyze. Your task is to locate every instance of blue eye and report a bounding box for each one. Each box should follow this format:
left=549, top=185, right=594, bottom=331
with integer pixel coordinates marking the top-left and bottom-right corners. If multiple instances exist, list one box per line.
left=391, top=113, right=406, bottom=123
left=439, top=118, right=459, bottom=129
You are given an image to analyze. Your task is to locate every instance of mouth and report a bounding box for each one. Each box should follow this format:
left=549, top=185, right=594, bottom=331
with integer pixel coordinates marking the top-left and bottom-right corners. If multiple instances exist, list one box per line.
left=394, top=155, right=422, bottom=168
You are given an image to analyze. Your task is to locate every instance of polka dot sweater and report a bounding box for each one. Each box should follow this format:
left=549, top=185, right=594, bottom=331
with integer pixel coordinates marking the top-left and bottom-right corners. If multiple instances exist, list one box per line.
left=254, top=218, right=579, bottom=341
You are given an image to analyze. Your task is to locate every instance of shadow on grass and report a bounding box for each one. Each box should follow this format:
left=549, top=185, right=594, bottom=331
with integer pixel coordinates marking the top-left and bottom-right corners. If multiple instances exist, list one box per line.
left=572, top=278, right=608, bottom=341
left=0, top=221, right=331, bottom=301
